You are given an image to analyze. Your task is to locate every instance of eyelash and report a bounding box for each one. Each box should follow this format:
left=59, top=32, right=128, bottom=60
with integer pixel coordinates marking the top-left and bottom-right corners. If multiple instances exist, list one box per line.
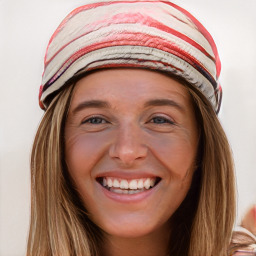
left=149, top=116, right=175, bottom=125
left=81, top=116, right=108, bottom=125
left=82, top=115, right=174, bottom=126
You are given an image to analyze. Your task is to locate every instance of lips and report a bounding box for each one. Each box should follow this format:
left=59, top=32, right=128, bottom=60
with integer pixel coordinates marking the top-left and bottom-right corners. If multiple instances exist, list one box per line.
left=97, top=177, right=161, bottom=195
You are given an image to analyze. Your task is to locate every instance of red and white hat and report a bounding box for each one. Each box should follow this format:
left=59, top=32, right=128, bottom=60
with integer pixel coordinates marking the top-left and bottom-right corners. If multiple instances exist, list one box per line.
left=39, top=0, right=222, bottom=113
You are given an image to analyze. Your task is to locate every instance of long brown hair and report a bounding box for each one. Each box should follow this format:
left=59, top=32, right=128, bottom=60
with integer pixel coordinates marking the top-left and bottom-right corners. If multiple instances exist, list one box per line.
left=27, top=75, right=236, bottom=256
left=182, top=83, right=236, bottom=256
left=27, top=84, right=102, bottom=256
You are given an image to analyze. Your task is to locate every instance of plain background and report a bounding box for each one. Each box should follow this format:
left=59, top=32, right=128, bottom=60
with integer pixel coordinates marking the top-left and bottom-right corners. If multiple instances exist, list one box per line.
left=1, top=0, right=256, bottom=255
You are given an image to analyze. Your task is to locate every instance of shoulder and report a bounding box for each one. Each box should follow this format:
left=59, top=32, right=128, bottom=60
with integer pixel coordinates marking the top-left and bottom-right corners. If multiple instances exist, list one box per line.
left=229, top=227, right=256, bottom=255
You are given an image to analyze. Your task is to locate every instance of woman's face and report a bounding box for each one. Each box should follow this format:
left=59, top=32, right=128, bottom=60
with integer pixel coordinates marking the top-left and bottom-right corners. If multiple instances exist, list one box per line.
left=65, top=69, right=199, bottom=238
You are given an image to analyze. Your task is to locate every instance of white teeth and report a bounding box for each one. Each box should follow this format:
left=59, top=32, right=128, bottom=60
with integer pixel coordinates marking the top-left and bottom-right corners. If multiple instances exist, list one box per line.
left=144, top=178, right=151, bottom=189
left=137, top=179, right=144, bottom=189
left=102, top=177, right=158, bottom=192
left=129, top=180, right=138, bottom=189
left=128, top=190, right=138, bottom=194
left=120, top=179, right=129, bottom=189
left=107, top=179, right=113, bottom=188
left=110, top=188, right=141, bottom=194
left=111, top=188, right=124, bottom=194
left=113, top=179, right=119, bottom=188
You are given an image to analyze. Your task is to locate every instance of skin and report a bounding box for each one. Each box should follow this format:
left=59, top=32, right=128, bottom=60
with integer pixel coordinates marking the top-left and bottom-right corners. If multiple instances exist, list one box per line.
left=65, top=69, right=199, bottom=256
left=241, top=205, right=256, bottom=235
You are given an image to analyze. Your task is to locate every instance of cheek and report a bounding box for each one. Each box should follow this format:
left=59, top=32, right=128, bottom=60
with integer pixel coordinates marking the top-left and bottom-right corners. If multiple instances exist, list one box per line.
left=65, top=131, right=108, bottom=178
left=64, top=131, right=113, bottom=208
left=146, top=132, right=197, bottom=180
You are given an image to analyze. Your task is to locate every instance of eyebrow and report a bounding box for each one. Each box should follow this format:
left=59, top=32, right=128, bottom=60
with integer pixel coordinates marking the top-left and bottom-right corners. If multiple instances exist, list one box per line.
left=71, top=98, right=185, bottom=115
left=144, top=99, right=185, bottom=112
left=72, top=100, right=111, bottom=114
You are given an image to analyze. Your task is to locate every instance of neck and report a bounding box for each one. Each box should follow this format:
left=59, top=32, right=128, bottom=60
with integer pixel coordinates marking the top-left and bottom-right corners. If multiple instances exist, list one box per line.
left=100, top=225, right=171, bottom=256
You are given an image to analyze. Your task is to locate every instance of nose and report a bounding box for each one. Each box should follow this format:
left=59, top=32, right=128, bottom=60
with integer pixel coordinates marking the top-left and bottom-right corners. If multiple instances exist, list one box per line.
left=109, top=123, right=148, bottom=166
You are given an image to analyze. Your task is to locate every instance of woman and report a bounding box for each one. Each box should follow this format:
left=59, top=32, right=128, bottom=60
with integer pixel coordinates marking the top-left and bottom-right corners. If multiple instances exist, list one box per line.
left=27, top=1, right=255, bottom=255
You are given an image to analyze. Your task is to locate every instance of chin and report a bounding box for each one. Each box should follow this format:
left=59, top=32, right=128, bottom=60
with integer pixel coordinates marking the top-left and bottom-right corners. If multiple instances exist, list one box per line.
left=103, top=224, right=159, bottom=238
left=92, top=212, right=170, bottom=239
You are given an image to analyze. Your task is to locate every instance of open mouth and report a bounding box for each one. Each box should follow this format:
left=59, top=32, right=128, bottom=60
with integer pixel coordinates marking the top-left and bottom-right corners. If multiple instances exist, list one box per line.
left=97, top=177, right=161, bottom=195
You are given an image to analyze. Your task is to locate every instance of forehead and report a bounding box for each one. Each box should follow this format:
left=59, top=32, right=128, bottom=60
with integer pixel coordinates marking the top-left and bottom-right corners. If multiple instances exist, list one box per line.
left=70, top=69, right=192, bottom=107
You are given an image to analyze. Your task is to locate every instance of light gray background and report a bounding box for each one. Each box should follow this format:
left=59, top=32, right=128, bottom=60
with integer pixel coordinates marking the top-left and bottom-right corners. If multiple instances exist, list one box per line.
left=1, top=0, right=255, bottom=255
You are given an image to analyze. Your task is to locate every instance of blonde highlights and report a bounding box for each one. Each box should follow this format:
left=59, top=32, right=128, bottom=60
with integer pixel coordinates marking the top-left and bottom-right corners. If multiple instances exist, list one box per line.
left=187, top=85, right=236, bottom=256
left=27, top=84, right=101, bottom=256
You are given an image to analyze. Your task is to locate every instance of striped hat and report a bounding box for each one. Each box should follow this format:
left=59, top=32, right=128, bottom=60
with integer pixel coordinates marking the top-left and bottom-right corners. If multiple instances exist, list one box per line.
left=39, top=0, right=222, bottom=113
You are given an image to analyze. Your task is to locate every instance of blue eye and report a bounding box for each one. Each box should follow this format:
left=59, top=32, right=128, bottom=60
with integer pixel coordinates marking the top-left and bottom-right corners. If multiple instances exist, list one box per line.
left=82, top=117, right=107, bottom=124
left=151, top=116, right=174, bottom=125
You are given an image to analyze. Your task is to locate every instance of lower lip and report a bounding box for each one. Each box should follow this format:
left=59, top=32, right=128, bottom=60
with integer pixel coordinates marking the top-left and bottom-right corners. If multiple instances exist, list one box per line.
left=97, top=182, right=160, bottom=204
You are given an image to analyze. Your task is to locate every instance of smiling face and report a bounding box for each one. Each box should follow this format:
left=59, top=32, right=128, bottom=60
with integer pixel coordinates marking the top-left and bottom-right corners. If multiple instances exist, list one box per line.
left=65, top=69, right=199, bottom=239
